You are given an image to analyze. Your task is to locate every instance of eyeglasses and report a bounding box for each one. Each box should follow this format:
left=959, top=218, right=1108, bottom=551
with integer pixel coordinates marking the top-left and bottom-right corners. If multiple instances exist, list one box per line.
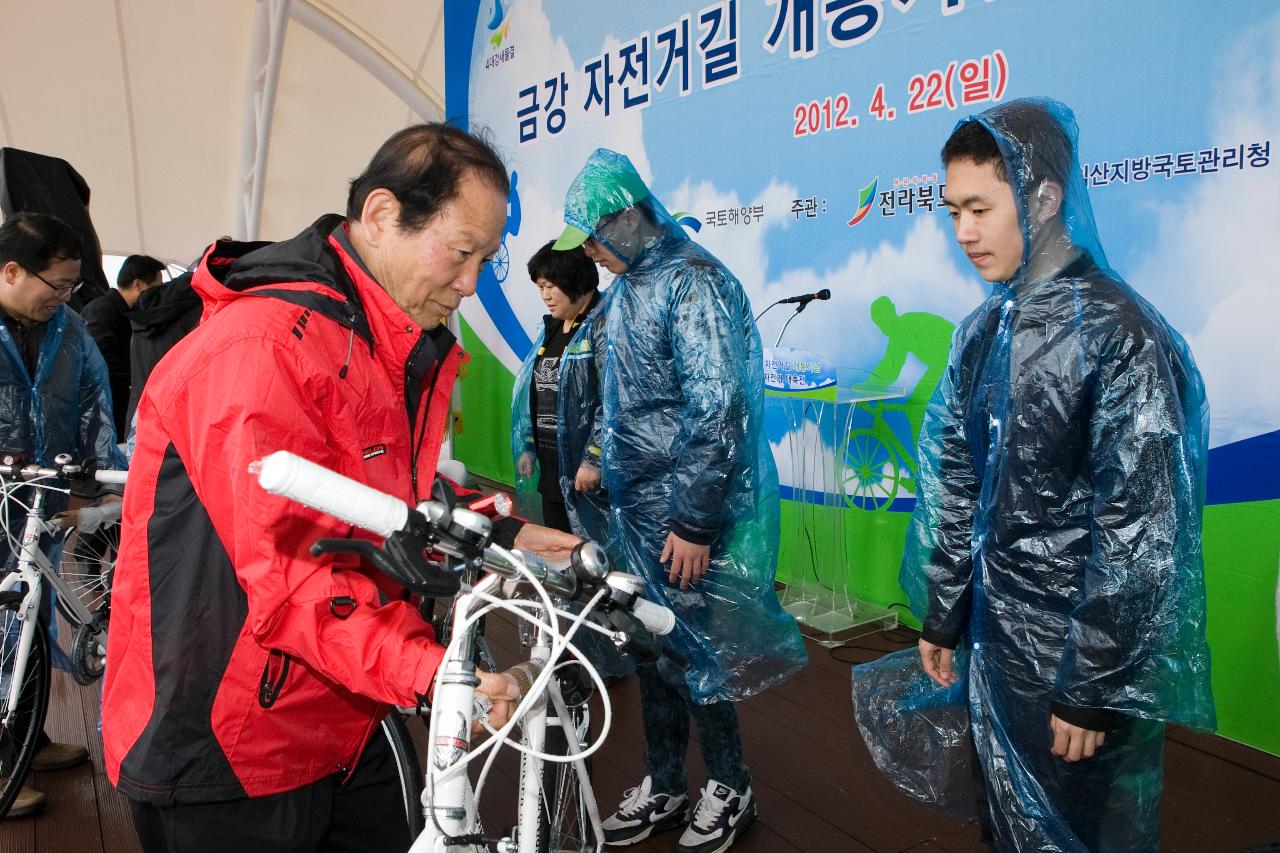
left=30, top=270, right=85, bottom=298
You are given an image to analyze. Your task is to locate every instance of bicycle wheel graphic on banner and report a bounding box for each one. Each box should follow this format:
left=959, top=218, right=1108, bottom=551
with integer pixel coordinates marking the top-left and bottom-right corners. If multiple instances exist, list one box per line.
left=841, top=428, right=901, bottom=512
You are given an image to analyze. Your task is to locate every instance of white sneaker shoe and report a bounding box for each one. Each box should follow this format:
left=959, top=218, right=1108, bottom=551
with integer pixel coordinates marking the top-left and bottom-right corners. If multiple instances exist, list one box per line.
left=602, top=775, right=689, bottom=846
left=677, top=779, right=756, bottom=853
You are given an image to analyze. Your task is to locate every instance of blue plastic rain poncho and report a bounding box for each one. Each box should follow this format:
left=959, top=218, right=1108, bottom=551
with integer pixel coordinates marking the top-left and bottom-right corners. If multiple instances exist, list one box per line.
left=0, top=304, right=124, bottom=672
left=511, top=288, right=628, bottom=679
left=558, top=149, right=807, bottom=703
left=853, top=99, right=1214, bottom=852
left=0, top=304, right=122, bottom=472
left=511, top=289, right=613, bottom=544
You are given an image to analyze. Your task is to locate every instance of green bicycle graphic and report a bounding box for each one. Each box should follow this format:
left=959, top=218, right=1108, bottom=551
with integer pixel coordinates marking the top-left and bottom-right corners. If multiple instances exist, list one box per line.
left=839, top=296, right=953, bottom=512
left=840, top=399, right=918, bottom=512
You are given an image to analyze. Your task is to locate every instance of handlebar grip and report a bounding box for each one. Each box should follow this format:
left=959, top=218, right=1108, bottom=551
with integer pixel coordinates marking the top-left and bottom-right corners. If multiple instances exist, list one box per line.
left=252, top=451, right=409, bottom=537
left=629, top=597, right=676, bottom=637
left=94, top=470, right=128, bottom=485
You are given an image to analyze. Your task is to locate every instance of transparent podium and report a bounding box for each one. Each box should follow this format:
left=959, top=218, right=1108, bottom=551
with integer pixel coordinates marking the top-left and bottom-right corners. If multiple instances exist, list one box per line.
left=764, top=348, right=903, bottom=647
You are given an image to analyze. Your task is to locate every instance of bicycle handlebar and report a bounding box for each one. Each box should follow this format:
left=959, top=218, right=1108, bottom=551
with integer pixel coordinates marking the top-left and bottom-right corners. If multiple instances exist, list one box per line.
left=251, top=451, right=676, bottom=637
left=252, top=450, right=408, bottom=537
left=0, top=453, right=128, bottom=485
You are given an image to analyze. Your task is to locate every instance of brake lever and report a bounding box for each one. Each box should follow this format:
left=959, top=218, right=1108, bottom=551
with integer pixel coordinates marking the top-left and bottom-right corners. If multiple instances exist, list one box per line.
left=604, top=609, right=690, bottom=670
left=310, top=538, right=460, bottom=598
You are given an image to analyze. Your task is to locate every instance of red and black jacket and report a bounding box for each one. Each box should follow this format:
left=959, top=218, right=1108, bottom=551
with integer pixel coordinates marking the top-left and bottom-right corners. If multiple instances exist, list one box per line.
left=103, top=218, right=519, bottom=804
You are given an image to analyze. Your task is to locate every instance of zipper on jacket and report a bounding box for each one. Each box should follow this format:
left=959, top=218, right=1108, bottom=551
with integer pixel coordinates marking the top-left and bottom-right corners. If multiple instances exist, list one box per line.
left=258, top=650, right=292, bottom=708
left=409, top=347, right=446, bottom=503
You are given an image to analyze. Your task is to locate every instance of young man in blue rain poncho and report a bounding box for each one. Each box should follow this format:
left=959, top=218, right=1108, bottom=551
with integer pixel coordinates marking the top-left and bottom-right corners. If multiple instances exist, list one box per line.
left=852, top=98, right=1214, bottom=852
left=553, top=149, right=807, bottom=853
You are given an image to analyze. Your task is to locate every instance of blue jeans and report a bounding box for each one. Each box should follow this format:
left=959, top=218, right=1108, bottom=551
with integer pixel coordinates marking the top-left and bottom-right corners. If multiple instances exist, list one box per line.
left=638, top=661, right=749, bottom=795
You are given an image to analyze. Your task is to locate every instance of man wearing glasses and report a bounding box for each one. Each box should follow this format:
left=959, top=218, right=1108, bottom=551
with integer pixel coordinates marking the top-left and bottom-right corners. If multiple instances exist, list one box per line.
left=0, top=211, right=123, bottom=818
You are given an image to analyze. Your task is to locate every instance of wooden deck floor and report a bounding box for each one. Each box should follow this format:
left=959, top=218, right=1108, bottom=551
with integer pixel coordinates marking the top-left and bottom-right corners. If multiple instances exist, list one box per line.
left=6, top=621, right=1280, bottom=852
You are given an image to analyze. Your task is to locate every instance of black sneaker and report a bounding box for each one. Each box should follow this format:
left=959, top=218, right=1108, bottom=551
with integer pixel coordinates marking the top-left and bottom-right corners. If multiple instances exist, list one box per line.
left=676, top=779, right=756, bottom=853
left=602, top=775, right=690, bottom=846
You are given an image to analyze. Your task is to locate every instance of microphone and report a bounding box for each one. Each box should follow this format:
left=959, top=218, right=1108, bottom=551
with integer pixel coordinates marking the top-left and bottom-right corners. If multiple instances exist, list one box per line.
left=778, top=288, right=831, bottom=305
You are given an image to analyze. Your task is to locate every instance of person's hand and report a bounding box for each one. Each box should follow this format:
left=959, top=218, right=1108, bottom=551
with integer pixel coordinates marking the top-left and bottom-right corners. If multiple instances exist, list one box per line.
left=573, top=464, right=600, bottom=492
left=661, top=531, right=710, bottom=589
left=474, top=669, right=521, bottom=735
left=517, top=452, right=535, bottom=478
left=53, top=494, right=122, bottom=534
left=917, top=637, right=958, bottom=688
left=513, top=523, right=581, bottom=562
left=1049, top=714, right=1106, bottom=762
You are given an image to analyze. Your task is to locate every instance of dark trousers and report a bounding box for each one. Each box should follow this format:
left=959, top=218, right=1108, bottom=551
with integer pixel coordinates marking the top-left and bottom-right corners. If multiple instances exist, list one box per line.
left=128, top=724, right=412, bottom=853
left=638, top=661, right=749, bottom=795
left=540, top=496, right=572, bottom=534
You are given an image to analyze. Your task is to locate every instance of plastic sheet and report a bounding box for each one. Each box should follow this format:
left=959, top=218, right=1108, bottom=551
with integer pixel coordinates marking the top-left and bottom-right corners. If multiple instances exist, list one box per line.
left=0, top=306, right=124, bottom=473
left=560, top=149, right=807, bottom=703
left=851, top=646, right=979, bottom=819
left=866, top=99, right=1214, bottom=852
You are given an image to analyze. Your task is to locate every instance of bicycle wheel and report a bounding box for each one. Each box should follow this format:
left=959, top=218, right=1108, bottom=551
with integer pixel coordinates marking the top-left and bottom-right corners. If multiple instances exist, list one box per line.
left=840, top=428, right=900, bottom=512
left=535, top=700, right=593, bottom=853
left=380, top=712, right=425, bottom=839
left=56, top=518, right=119, bottom=619
left=0, top=592, right=52, bottom=820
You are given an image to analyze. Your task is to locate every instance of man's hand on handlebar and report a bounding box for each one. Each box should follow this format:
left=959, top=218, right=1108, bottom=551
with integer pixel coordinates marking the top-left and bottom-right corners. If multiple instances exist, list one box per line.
left=512, top=523, right=581, bottom=562
left=474, top=669, right=522, bottom=735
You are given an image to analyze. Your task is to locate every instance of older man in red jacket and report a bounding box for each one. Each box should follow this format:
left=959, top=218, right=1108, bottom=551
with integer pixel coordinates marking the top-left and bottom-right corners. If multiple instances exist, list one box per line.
left=103, top=124, right=577, bottom=852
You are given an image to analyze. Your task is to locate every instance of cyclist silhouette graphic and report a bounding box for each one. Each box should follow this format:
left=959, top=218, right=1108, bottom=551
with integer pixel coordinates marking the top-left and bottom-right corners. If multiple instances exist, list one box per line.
left=841, top=296, right=953, bottom=510
left=490, top=171, right=522, bottom=283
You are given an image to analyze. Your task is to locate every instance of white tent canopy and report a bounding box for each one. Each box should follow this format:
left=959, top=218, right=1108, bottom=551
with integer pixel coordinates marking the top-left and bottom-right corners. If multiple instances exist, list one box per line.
left=0, top=0, right=446, bottom=266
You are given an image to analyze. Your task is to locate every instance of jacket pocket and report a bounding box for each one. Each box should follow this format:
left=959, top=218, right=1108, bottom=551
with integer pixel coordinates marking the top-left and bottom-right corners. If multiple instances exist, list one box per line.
left=257, top=649, right=292, bottom=709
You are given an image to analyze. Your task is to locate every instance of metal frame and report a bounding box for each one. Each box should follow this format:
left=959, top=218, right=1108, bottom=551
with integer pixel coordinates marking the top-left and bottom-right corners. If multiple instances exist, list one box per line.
left=234, top=0, right=446, bottom=241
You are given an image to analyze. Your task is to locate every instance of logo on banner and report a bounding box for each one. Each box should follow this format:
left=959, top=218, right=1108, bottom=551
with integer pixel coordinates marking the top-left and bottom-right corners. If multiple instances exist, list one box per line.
left=847, top=177, right=879, bottom=226
left=672, top=211, right=703, bottom=233
left=487, top=0, right=510, bottom=48
left=484, top=0, right=516, bottom=68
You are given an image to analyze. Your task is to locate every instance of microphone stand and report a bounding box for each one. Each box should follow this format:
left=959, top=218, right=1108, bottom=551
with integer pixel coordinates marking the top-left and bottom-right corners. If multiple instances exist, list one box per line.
left=773, top=300, right=808, bottom=347
left=754, top=300, right=783, bottom=323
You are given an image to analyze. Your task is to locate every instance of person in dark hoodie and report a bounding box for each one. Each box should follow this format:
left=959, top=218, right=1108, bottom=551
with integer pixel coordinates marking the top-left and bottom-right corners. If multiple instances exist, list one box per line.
left=124, top=267, right=201, bottom=431
left=101, top=124, right=581, bottom=853
left=82, top=254, right=165, bottom=436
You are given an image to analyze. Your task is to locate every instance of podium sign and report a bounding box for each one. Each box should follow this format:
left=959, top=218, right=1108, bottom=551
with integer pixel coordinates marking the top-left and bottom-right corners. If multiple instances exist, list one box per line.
left=764, top=348, right=901, bottom=646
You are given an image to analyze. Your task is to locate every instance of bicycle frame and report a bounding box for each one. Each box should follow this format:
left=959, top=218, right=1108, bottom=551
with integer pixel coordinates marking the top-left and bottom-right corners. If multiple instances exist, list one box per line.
left=0, top=486, right=53, bottom=730
left=250, top=450, right=672, bottom=853
left=413, top=571, right=607, bottom=853
left=1, top=460, right=126, bottom=729
left=515, top=605, right=605, bottom=853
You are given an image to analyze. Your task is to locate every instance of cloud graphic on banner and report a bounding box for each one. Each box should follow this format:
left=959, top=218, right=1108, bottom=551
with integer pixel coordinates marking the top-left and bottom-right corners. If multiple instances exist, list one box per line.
left=769, top=416, right=839, bottom=493
left=464, top=0, right=653, bottom=373
left=1128, top=12, right=1280, bottom=447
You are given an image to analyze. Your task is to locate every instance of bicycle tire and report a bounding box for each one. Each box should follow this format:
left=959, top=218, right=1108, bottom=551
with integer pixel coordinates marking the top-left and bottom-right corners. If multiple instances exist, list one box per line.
left=56, top=519, right=119, bottom=620
left=0, top=592, right=52, bottom=820
left=380, top=712, right=425, bottom=839
left=840, top=428, right=900, bottom=512
left=535, top=702, right=593, bottom=853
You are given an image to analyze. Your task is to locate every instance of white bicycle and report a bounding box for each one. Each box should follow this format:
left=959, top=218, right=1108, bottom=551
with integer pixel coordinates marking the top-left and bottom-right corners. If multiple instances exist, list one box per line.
left=253, top=451, right=677, bottom=853
left=0, top=453, right=127, bottom=818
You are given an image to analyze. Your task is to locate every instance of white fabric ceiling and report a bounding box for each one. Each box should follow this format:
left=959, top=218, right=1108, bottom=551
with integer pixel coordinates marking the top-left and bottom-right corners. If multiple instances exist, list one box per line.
left=0, top=0, right=446, bottom=265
